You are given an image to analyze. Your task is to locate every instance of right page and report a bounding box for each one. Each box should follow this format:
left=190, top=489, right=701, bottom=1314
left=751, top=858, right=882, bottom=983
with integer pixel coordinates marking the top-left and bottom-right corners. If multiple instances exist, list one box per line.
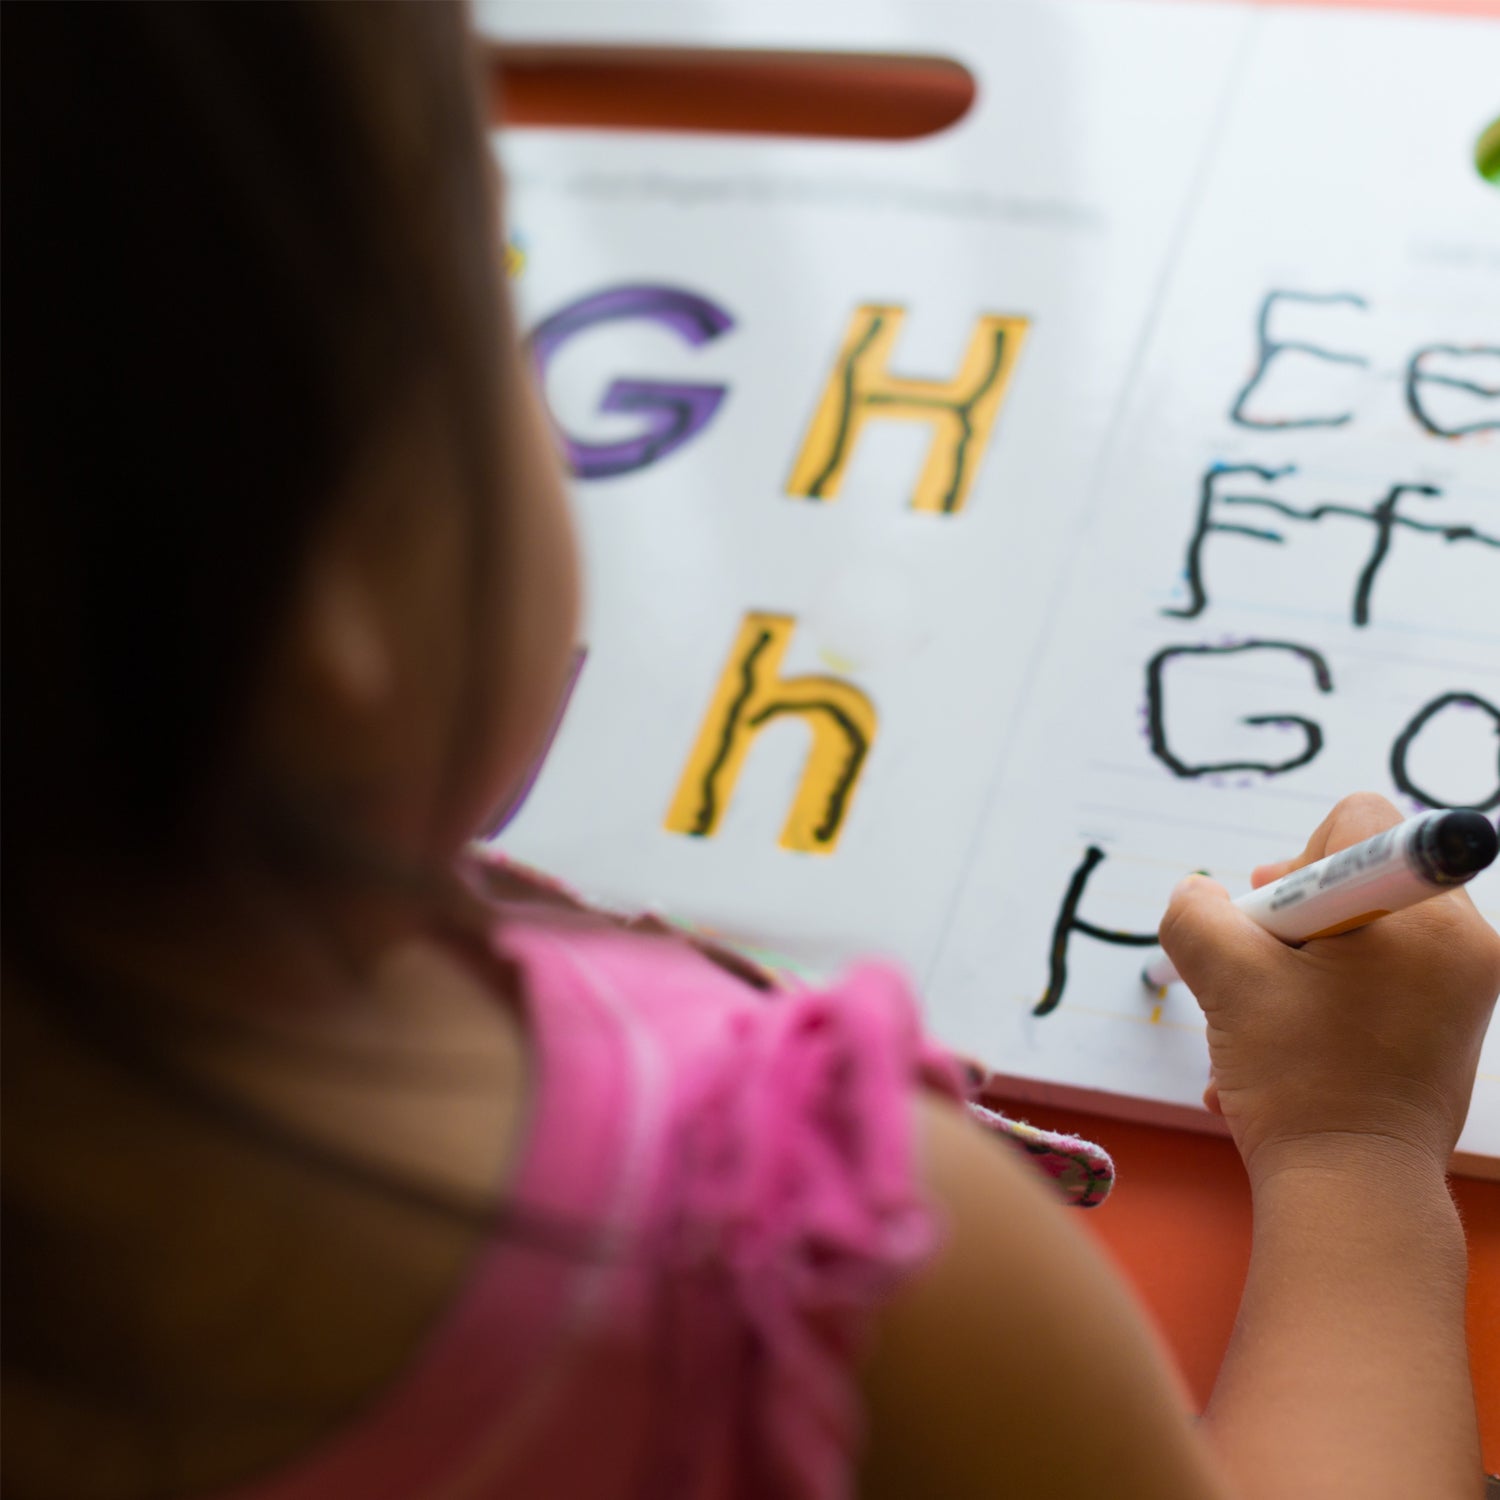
left=927, top=6, right=1500, bottom=1175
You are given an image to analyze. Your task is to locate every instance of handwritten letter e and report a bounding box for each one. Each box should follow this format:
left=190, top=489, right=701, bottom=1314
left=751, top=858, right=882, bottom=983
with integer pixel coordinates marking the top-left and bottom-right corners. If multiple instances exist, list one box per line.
left=787, top=306, right=1028, bottom=515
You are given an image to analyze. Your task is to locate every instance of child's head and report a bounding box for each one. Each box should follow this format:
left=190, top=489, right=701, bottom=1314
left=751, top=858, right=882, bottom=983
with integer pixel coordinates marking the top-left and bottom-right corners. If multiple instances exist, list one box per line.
left=3, top=2, right=578, bottom=927
left=4, top=12, right=582, bottom=1472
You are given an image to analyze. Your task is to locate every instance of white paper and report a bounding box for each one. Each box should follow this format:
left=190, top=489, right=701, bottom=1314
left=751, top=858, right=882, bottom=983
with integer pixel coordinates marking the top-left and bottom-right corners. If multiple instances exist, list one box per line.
left=491, top=0, right=1248, bottom=974
left=926, top=8, right=1500, bottom=1170
left=481, top=1, right=1500, bottom=1169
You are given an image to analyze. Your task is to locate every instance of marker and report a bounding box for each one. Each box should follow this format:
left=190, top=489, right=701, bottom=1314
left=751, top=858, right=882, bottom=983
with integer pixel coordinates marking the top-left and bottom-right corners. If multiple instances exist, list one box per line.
left=1141, top=808, right=1499, bottom=991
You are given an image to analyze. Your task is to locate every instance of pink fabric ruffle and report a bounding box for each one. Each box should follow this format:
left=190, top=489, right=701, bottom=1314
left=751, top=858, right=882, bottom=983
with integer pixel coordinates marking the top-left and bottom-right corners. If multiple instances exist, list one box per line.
left=659, top=963, right=959, bottom=1500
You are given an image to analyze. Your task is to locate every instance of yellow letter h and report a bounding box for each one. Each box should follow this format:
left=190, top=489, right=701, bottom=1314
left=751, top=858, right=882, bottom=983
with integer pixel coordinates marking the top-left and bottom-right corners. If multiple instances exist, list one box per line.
left=787, top=304, right=1028, bottom=515
left=665, top=614, right=877, bottom=855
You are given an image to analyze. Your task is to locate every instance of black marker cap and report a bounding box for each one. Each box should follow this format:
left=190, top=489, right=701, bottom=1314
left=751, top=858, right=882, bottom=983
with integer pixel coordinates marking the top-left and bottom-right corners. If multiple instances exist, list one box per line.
left=1412, top=810, right=1500, bottom=885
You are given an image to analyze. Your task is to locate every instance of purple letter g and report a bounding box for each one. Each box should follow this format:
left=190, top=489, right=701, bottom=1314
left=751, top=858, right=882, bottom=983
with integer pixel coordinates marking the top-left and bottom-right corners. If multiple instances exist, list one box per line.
left=528, top=285, right=733, bottom=480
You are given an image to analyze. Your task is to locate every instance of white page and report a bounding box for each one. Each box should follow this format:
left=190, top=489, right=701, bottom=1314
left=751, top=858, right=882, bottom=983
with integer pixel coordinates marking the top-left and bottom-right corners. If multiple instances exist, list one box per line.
left=926, top=8, right=1500, bottom=1173
left=485, top=0, right=1249, bottom=976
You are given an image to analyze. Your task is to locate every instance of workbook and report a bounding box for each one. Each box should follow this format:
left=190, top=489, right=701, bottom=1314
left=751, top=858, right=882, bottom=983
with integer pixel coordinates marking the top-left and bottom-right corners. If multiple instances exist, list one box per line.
left=477, top=0, right=1500, bottom=1174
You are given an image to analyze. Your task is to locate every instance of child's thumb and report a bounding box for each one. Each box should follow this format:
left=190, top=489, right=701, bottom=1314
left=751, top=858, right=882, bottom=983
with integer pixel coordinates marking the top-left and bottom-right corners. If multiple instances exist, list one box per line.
left=1157, top=874, right=1265, bottom=997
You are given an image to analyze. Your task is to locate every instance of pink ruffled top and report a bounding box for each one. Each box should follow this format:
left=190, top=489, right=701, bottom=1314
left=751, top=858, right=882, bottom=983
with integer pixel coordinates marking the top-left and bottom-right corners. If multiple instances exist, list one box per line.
left=219, top=907, right=965, bottom=1500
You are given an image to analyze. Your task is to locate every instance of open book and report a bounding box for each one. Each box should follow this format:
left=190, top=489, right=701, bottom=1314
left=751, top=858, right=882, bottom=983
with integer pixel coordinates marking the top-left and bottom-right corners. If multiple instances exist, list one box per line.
left=480, top=0, right=1500, bottom=1174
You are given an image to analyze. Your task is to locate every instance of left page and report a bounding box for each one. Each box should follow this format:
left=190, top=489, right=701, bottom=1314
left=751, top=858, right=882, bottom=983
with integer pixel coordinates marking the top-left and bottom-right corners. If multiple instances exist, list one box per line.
left=483, top=0, right=1248, bottom=974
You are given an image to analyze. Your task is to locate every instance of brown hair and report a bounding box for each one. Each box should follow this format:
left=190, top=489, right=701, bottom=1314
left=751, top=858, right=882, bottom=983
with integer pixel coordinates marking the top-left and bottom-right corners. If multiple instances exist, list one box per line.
left=0, top=9, right=608, bottom=1487
left=3, top=1, right=505, bottom=881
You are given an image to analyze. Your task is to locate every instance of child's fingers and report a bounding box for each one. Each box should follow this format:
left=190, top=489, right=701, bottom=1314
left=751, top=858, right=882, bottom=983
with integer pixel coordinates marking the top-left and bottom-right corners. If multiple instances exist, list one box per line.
left=1157, top=874, right=1271, bottom=998
left=1297, top=791, right=1404, bottom=865
left=1250, top=793, right=1406, bottom=890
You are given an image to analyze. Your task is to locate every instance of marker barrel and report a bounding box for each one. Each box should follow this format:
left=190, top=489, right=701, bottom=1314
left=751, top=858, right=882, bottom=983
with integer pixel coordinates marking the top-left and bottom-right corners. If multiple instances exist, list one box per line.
left=1143, top=809, right=1498, bottom=991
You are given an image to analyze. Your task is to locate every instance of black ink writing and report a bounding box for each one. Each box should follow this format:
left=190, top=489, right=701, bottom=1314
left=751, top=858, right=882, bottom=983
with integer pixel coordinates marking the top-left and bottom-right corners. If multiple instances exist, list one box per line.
left=664, top=612, right=877, bottom=855
left=803, top=314, right=886, bottom=499
left=1229, top=290, right=1369, bottom=430
left=1165, top=463, right=1294, bottom=622
left=1389, top=691, right=1500, bottom=813
left=1146, top=640, right=1333, bottom=780
left=789, top=306, right=1025, bottom=516
left=691, top=628, right=773, bottom=835
left=746, top=699, right=869, bottom=843
left=1405, top=344, right=1500, bottom=439
left=1035, top=845, right=1159, bottom=1018
left=1165, top=466, right=1500, bottom=627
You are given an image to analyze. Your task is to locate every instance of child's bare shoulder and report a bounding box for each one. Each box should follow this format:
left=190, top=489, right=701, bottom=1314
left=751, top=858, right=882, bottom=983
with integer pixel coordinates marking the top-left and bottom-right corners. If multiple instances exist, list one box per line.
left=859, top=1096, right=1230, bottom=1500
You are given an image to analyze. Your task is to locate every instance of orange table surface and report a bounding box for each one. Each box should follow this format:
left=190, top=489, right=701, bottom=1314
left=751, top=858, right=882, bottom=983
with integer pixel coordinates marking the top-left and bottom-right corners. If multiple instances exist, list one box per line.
left=488, top=2, right=1500, bottom=1463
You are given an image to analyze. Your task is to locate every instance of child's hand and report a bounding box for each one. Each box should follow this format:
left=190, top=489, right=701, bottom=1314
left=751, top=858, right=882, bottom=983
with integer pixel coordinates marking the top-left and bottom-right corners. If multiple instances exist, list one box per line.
left=1159, top=792, right=1500, bottom=1186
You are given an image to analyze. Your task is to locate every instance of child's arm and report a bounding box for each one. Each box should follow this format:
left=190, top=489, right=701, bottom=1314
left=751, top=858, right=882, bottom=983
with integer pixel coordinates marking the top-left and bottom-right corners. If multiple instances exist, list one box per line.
left=859, top=792, right=1498, bottom=1500
left=1160, top=792, right=1500, bottom=1497
left=1198, top=1137, right=1473, bottom=1496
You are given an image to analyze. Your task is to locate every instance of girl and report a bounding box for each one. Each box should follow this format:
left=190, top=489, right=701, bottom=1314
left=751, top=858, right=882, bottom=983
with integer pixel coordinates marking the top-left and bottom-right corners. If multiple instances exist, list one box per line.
left=4, top=6, right=1497, bottom=1498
